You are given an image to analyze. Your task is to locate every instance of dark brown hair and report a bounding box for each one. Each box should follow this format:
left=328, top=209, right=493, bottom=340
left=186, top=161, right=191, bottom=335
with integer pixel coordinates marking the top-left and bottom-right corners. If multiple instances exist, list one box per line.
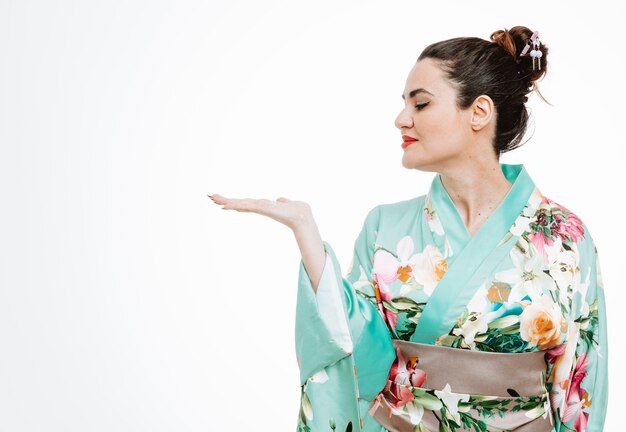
left=417, top=26, right=551, bottom=156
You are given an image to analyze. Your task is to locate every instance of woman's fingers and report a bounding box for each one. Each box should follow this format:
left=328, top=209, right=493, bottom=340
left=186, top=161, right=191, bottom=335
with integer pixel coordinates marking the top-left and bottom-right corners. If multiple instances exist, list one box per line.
left=209, top=193, right=313, bottom=231
left=208, top=194, right=274, bottom=215
left=208, top=194, right=224, bottom=205
left=208, top=193, right=241, bottom=209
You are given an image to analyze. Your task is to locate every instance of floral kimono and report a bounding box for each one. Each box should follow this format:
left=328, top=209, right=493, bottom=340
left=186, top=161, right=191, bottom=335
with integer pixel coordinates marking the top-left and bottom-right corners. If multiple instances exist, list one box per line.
left=294, top=163, right=608, bottom=432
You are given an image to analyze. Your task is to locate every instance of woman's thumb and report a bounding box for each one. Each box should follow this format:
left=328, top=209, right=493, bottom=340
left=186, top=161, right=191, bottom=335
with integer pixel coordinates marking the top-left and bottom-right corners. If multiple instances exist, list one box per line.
left=276, top=197, right=290, bottom=202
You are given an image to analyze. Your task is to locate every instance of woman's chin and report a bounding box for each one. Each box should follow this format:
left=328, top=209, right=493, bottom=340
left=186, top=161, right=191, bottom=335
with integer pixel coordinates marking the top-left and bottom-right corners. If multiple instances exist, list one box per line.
left=401, top=154, right=421, bottom=169
left=402, top=155, right=436, bottom=172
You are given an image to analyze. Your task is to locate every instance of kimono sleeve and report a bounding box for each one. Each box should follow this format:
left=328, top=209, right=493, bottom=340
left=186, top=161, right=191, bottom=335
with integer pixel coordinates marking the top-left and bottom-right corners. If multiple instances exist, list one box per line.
left=547, top=225, right=608, bottom=431
left=294, top=205, right=395, bottom=432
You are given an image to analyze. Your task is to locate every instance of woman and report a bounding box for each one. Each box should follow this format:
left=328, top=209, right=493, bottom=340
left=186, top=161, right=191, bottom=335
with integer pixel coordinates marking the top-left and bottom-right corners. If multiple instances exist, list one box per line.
left=209, top=26, right=608, bottom=432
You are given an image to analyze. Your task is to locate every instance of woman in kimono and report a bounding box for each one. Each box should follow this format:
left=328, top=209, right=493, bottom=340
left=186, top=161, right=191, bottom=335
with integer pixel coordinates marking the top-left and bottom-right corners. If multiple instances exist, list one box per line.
left=209, top=26, right=608, bottom=431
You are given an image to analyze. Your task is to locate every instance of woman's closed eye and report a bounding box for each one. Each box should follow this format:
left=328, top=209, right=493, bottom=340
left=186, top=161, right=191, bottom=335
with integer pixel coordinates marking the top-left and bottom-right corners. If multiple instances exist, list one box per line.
left=415, top=102, right=430, bottom=111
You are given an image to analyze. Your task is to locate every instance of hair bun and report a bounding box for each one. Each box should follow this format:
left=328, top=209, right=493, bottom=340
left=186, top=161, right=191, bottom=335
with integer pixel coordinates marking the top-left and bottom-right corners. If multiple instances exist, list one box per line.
left=490, top=26, right=549, bottom=84
left=491, top=29, right=517, bottom=60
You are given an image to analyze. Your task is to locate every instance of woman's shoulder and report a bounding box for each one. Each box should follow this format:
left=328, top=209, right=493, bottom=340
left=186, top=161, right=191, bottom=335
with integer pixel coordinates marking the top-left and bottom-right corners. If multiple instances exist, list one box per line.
left=537, top=193, right=595, bottom=244
left=379, top=194, right=427, bottom=212
left=533, top=193, right=600, bottom=272
left=363, top=194, right=428, bottom=227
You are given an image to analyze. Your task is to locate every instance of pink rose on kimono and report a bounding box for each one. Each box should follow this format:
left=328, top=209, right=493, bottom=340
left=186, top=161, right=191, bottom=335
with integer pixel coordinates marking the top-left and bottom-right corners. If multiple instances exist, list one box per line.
left=530, top=198, right=585, bottom=256
left=561, top=352, right=591, bottom=431
left=519, top=294, right=567, bottom=350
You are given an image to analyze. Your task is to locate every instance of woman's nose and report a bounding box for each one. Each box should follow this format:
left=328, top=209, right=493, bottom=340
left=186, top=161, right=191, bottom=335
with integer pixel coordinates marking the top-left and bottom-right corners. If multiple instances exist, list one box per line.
left=394, top=108, right=413, bottom=130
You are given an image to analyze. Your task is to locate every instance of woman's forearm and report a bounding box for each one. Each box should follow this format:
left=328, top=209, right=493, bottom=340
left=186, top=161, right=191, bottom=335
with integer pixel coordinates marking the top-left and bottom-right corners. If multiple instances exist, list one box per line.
left=292, top=216, right=326, bottom=294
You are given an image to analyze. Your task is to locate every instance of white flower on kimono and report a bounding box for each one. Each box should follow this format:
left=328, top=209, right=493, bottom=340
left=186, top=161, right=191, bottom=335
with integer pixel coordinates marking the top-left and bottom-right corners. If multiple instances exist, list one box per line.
left=572, top=265, right=591, bottom=301
left=510, top=212, right=534, bottom=237
left=396, top=236, right=421, bottom=282
left=545, top=238, right=578, bottom=305
left=452, top=314, right=489, bottom=345
left=519, top=294, right=567, bottom=350
left=308, top=368, right=329, bottom=384
left=453, top=288, right=503, bottom=346
left=434, top=383, right=470, bottom=425
left=411, top=244, right=448, bottom=296
left=495, top=245, right=556, bottom=303
left=509, top=189, right=542, bottom=237
left=466, top=282, right=491, bottom=315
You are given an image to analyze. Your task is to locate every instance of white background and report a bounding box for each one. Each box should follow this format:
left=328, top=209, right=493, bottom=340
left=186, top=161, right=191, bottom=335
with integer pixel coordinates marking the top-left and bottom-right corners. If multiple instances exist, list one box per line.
left=0, top=1, right=623, bottom=430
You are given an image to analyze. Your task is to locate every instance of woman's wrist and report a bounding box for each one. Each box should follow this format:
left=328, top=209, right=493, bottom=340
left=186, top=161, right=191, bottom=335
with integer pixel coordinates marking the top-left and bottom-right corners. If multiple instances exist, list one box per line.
left=291, top=210, right=317, bottom=235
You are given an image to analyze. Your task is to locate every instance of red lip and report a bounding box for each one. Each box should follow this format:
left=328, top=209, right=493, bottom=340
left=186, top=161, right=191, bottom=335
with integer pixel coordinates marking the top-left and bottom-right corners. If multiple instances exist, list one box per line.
left=401, top=135, right=418, bottom=149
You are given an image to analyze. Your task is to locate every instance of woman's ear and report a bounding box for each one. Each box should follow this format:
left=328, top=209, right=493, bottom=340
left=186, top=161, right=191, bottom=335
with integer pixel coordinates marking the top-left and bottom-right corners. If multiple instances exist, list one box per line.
left=470, top=95, right=495, bottom=131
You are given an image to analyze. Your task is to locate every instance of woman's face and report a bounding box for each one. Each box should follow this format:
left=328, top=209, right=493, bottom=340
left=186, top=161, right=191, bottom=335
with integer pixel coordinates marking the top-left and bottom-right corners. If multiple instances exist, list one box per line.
left=395, top=58, right=493, bottom=173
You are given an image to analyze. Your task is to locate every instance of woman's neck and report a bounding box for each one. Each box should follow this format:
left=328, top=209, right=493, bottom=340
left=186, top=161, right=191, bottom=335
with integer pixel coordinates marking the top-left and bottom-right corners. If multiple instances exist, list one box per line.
left=438, top=160, right=512, bottom=236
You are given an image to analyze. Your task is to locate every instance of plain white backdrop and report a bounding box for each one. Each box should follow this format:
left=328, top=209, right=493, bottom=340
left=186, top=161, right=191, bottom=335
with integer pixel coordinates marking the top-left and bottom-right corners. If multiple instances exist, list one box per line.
left=0, top=0, right=624, bottom=430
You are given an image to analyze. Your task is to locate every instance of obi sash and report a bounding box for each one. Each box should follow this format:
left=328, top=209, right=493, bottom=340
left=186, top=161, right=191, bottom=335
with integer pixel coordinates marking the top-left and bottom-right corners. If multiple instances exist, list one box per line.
left=368, top=340, right=553, bottom=431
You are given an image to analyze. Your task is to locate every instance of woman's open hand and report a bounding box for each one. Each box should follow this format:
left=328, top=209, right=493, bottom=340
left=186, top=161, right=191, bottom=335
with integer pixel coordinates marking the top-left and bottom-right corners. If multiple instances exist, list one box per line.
left=209, top=193, right=326, bottom=291
left=208, top=193, right=314, bottom=232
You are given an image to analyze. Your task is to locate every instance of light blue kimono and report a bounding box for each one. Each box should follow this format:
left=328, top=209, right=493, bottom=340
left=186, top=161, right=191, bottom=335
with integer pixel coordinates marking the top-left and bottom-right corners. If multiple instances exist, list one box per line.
left=295, top=163, right=608, bottom=432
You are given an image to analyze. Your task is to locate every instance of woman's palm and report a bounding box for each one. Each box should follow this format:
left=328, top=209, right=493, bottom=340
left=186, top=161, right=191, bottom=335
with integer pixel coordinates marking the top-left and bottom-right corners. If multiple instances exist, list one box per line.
left=209, top=193, right=312, bottom=231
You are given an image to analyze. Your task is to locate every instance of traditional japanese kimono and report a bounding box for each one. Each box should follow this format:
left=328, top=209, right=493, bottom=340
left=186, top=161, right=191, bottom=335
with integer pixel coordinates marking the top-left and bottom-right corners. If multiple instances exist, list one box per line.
left=295, top=163, right=608, bottom=432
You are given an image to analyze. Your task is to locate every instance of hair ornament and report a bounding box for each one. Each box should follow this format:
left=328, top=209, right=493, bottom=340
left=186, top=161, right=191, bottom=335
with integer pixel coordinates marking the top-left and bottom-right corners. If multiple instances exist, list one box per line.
left=519, top=30, right=542, bottom=71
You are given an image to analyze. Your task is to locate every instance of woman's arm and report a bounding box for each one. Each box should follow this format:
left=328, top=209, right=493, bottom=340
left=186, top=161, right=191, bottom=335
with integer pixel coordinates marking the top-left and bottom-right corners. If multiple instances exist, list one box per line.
left=292, top=214, right=326, bottom=293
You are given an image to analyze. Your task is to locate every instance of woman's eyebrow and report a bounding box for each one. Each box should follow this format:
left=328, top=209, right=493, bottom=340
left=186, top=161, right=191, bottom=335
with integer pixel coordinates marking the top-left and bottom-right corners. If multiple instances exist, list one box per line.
left=401, top=88, right=435, bottom=100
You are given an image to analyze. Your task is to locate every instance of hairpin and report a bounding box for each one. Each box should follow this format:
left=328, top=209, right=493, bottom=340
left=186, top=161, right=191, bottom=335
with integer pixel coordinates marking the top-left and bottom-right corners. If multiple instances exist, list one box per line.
left=519, top=30, right=542, bottom=71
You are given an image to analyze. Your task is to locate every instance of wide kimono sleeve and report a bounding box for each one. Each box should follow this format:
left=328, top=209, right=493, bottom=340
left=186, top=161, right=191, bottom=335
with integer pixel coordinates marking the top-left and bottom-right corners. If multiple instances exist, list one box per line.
left=295, top=205, right=396, bottom=432
left=546, top=224, right=609, bottom=431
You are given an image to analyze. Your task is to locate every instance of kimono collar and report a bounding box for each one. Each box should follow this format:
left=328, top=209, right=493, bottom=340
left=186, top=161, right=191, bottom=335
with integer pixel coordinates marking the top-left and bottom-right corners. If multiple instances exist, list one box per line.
left=428, top=163, right=536, bottom=252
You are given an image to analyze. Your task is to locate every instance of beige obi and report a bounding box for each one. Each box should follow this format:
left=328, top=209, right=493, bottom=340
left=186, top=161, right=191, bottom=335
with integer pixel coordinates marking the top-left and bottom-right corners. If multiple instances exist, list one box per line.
left=369, top=339, right=554, bottom=432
